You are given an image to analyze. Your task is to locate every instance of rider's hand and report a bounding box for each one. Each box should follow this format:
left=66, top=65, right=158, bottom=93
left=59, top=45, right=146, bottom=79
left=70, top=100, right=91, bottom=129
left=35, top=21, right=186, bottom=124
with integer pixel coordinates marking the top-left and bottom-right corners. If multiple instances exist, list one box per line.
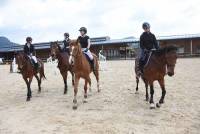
left=84, top=48, right=89, bottom=52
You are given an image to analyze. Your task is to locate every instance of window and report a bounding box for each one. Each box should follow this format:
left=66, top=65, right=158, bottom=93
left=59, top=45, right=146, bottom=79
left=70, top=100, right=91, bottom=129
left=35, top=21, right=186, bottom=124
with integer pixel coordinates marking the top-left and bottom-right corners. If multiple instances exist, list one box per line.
left=177, top=47, right=184, bottom=53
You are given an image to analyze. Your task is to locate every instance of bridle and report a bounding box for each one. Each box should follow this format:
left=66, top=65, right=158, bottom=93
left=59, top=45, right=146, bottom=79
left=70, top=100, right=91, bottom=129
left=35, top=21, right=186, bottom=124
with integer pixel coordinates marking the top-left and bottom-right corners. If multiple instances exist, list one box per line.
left=70, top=45, right=82, bottom=59
left=17, top=54, right=27, bottom=70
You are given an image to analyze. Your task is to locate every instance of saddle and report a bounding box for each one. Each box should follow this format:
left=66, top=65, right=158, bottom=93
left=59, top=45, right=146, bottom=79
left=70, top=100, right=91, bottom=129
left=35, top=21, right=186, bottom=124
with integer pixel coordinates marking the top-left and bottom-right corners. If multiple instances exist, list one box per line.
left=143, top=51, right=153, bottom=67
left=29, top=58, right=41, bottom=70
left=140, top=50, right=151, bottom=66
left=84, top=53, right=93, bottom=65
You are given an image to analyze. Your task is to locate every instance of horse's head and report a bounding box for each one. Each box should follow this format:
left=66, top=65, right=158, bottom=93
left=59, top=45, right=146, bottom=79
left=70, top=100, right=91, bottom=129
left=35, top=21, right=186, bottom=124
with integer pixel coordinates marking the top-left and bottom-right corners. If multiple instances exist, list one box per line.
left=15, top=52, right=27, bottom=70
left=68, top=39, right=82, bottom=65
left=50, top=41, right=61, bottom=59
left=164, top=46, right=178, bottom=76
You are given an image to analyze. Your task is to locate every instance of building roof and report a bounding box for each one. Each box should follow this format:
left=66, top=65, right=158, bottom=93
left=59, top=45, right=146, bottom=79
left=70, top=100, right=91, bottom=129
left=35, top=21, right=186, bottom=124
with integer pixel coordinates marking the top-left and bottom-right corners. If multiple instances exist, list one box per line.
left=1, top=33, right=200, bottom=52
left=157, top=33, right=200, bottom=41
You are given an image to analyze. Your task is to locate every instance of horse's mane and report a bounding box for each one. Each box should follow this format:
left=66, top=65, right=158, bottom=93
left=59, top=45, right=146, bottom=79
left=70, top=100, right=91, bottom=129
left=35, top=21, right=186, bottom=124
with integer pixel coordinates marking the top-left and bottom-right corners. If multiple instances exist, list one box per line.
left=50, top=42, right=62, bottom=52
left=154, top=45, right=177, bottom=56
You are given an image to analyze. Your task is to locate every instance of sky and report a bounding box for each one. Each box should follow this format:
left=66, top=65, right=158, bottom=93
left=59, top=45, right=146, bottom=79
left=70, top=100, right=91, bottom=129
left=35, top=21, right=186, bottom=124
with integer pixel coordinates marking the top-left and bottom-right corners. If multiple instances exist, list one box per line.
left=0, top=0, right=200, bottom=44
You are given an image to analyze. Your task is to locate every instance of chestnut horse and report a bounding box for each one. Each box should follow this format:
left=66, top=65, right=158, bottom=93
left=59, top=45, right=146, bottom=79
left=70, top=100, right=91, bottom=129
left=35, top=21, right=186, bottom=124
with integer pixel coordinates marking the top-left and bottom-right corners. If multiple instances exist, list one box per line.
left=135, top=46, right=178, bottom=109
left=50, top=42, right=74, bottom=94
left=16, top=52, right=46, bottom=101
left=69, top=40, right=100, bottom=109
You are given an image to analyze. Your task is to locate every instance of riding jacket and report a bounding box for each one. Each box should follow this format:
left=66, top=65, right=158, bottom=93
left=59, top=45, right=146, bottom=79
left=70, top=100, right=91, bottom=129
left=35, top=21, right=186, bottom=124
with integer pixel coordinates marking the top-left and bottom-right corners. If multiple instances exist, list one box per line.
left=24, top=43, right=36, bottom=56
left=62, top=38, right=70, bottom=52
left=78, top=35, right=90, bottom=48
left=140, top=32, right=159, bottom=50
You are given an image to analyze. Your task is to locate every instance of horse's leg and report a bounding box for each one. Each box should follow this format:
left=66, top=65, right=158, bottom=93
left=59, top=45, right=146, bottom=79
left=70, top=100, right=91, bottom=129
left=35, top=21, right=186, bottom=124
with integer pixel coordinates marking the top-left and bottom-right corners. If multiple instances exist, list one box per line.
left=149, top=83, right=155, bottom=109
left=94, top=68, right=100, bottom=92
left=23, top=77, right=31, bottom=101
left=156, top=78, right=166, bottom=108
left=70, top=70, right=75, bottom=86
left=87, top=76, right=92, bottom=93
left=135, top=76, right=139, bottom=94
left=62, top=72, right=68, bottom=94
left=145, top=80, right=149, bottom=101
left=35, top=74, right=41, bottom=93
left=83, top=80, right=88, bottom=103
left=73, top=75, right=80, bottom=110
left=28, top=77, right=33, bottom=98
left=24, top=77, right=32, bottom=101
left=93, top=57, right=100, bottom=92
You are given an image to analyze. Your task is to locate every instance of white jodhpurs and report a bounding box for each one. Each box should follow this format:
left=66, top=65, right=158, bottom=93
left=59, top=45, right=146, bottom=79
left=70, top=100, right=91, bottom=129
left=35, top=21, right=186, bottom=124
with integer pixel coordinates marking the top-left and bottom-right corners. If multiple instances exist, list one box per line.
left=82, top=48, right=93, bottom=60
left=28, top=55, right=38, bottom=63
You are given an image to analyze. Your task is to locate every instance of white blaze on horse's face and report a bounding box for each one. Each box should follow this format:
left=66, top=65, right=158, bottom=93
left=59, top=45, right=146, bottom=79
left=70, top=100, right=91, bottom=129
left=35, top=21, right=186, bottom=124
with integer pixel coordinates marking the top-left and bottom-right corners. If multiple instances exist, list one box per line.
left=69, top=46, right=74, bottom=64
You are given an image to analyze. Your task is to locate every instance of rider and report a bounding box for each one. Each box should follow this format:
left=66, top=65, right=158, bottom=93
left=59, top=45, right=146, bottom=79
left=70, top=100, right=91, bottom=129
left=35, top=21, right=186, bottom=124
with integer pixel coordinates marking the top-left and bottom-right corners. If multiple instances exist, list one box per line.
left=23, top=37, right=38, bottom=70
left=62, top=33, right=70, bottom=53
left=139, top=22, right=159, bottom=74
left=78, top=27, right=95, bottom=71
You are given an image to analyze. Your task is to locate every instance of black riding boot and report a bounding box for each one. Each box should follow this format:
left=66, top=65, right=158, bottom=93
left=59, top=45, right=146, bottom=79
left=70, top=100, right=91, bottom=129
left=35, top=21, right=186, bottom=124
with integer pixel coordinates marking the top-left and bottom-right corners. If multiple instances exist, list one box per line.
left=90, top=59, right=95, bottom=72
left=34, top=63, right=39, bottom=70
left=139, top=60, right=144, bottom=74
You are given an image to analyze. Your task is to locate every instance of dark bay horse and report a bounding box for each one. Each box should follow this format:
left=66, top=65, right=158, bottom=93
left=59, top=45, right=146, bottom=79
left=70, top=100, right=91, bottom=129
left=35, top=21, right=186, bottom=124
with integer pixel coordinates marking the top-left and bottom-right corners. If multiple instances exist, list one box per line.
left=50, top=42, right=74, bottom=94
left=69, top=40, right=100, bottom=109
left=135, top=46, right=178, bottom=109
left=16, top=52, right=46, bottom=101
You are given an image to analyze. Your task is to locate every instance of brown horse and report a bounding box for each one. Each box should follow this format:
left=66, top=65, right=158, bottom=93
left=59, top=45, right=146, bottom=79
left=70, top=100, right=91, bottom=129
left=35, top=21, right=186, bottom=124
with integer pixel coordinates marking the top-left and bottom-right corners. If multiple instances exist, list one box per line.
left=50, top=42, right=74, bottom=94
left=69, top=40, right=100, bottom=109
left=135, top=46, right=178, bottom=109
left=16, top=52, right=46, bottom=101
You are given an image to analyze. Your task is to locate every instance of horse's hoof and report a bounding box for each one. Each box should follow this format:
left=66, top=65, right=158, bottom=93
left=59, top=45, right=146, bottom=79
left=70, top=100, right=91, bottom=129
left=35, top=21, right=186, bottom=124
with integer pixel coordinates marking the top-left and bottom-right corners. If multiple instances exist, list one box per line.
left=156, top=103, right=161, bottom=108
left=135, top=91, right=139, bottom=94
left=84, top=94, right=87, bottom=99
left=38, top=90, right=41, bottom=94
left=73, top=104, right=78, bottom=110
left=64, top=90, right=67, bottom=94
left=159, top=100, right=164, bottom=104
left=83, top=99, right=87, bottom=103
left=98, top=89, right=101, bottom=92
left=26, top=98, right=31, bottom=101
left=150, top=103, right=155, bottom=109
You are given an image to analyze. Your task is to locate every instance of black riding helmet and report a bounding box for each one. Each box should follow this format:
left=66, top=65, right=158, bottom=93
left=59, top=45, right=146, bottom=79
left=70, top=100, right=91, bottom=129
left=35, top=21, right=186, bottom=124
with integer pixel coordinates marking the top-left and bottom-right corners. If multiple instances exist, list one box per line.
left=64, top=33, right=69, bottom=37
left=79, top=27, right=87, bottom=34
left=26, top=37, right=32, bottom=43
left=142, top=22, right=150, bottom=30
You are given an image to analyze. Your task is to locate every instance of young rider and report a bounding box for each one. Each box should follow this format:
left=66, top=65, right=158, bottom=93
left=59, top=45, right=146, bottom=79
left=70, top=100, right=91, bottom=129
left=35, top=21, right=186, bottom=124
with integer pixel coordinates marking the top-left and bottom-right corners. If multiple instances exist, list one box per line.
left=62, top=33, right=70, bottom=53
left=77, top=27, right=95, bottom=71
left=23, top=37, right=38, bottom=70
left=139, top=22, right=159, bottom=73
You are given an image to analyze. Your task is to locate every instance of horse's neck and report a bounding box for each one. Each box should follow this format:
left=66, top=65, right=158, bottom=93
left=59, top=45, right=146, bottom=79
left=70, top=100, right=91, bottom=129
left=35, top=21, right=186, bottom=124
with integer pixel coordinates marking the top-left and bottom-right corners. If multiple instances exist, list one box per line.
left=56, top=52, right=65, bottom=62
left=151, top=54, right=166, bottom=67
left=74, top=53, right=84, bottom=69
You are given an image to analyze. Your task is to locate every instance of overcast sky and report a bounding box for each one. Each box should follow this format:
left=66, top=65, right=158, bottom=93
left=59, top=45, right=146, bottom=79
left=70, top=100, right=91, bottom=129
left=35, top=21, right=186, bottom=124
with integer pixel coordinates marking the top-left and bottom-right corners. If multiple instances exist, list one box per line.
left=0, top=0, right=200, bottom=44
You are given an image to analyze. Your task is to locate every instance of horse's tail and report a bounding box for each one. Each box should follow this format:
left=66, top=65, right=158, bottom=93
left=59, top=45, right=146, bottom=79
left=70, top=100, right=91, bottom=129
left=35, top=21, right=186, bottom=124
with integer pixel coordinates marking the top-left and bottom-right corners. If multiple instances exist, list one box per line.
left=39, top=60, right=46, bottom=80
left=40, top=66, right=46, bottom=80
left=135, top=57, right=141, bottom=78
left=93, top=54, right=99, bottom=71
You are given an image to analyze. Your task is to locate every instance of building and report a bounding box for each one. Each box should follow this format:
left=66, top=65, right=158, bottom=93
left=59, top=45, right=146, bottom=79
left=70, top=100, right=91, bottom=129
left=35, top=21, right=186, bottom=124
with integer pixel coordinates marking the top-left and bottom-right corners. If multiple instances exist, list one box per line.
left=0, top=34, right=200, bottom=62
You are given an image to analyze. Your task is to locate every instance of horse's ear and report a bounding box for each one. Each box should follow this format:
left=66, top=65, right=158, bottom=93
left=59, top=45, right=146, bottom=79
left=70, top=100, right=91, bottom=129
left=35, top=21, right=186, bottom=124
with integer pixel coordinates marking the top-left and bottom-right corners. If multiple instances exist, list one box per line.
left=76, top=38, right=80, bottom=43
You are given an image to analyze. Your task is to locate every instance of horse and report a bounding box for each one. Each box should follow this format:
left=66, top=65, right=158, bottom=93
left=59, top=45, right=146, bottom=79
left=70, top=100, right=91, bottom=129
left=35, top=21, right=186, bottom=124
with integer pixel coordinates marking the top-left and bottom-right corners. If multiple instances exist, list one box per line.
left=135, top=46, right=178, bottom=109
left=15, top=52, right=46, bottom=101
left=69, top=40, right=100, bottom=110
left=50, top=42, right=74, bottom=94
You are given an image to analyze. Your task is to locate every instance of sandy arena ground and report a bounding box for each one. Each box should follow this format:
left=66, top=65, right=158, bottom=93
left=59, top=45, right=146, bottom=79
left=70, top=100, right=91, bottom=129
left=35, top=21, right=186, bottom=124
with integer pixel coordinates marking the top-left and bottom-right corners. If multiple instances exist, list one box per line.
left=0, top=58, right=199, bottom=134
